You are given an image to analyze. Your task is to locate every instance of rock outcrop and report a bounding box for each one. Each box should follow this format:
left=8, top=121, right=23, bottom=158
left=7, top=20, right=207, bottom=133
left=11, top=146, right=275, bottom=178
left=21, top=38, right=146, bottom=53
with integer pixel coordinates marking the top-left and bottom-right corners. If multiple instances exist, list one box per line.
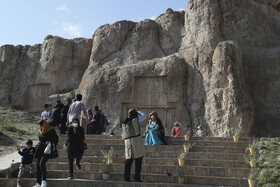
left=1, top=0, right=280, bottom=136
left=0, top=36, right=92, bottom=111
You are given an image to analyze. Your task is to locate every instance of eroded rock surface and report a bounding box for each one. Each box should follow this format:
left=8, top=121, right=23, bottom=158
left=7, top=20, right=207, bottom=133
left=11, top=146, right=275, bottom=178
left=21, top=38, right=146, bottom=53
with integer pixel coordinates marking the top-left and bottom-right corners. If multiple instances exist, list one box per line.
left=1, top=0, right=280, bottom=136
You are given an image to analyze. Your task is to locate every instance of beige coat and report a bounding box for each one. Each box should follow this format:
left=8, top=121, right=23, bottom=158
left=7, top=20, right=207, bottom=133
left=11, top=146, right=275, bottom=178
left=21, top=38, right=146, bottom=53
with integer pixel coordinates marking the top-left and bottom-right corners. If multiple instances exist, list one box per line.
left=124, top=118, right=144, bottom=159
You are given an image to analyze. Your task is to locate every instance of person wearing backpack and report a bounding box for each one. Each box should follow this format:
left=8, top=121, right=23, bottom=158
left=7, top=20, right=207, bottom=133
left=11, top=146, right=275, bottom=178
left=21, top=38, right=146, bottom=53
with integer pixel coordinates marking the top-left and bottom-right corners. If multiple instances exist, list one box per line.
left=47, top=104, right=63, bottom=128
left=122, top=109, right=146, bottom=182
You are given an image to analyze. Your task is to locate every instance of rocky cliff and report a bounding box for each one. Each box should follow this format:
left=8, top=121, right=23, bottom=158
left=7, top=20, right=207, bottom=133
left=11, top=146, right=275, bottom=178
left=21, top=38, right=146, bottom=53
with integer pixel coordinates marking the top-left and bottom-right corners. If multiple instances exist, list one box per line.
left=1, top=0, right=280, bottom=137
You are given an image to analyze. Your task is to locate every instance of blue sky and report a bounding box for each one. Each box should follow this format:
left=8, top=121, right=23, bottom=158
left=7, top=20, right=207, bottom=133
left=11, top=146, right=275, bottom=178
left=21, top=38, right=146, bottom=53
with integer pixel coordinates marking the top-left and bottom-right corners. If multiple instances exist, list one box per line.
left=0, top=0, right=189, bottom=46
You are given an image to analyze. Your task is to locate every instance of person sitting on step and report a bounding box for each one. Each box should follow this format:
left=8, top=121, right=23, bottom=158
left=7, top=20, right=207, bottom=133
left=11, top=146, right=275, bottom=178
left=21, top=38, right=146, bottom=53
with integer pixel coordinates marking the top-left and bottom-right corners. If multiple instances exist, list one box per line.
left=145, top=111, right=167, bottom=145
left=171, top=121, right=182, bottom=137
left=195, top=125, right=206, bottom=137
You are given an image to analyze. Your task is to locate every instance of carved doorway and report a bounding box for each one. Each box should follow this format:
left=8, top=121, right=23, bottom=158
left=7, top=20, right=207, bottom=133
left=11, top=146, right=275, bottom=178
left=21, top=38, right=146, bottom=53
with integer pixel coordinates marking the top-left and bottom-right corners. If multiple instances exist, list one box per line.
left=121, top=76, right=178, bottom=133
left=23, top=83, right=51, bottom=112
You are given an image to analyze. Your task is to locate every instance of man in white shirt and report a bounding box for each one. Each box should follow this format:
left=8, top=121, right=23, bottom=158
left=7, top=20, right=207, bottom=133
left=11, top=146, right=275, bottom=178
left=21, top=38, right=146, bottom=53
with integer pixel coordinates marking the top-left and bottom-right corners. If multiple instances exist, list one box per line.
left=67, top=94, right=88, bottom=126
left=41, top=104, right=50, bottom=121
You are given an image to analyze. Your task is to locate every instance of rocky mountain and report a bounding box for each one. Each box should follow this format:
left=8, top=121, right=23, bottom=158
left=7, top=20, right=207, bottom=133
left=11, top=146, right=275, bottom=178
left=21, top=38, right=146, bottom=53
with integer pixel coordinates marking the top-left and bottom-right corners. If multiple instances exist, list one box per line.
left=0, top=0, right=279, bottom=137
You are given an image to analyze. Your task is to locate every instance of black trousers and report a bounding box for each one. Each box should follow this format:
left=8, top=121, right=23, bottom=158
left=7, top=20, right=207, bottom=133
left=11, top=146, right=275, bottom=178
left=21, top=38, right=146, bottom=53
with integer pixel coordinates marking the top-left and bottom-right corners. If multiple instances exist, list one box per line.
left=36, top=155, right=49, bottom=184
left=59, top=123, right=67, bottom=134
left=124, top=156, right=143, bottom=181
left=68, top=154, right=82, bottom=176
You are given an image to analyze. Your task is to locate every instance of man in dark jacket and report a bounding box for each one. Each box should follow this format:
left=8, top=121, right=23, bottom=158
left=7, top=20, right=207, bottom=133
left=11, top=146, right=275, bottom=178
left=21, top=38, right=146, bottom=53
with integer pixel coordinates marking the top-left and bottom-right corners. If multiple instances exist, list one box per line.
left=91, top=106, right=101, bottom=134
left=48, top=103, right=63, bottom=128
left=60, top=98, right=72, bottom=134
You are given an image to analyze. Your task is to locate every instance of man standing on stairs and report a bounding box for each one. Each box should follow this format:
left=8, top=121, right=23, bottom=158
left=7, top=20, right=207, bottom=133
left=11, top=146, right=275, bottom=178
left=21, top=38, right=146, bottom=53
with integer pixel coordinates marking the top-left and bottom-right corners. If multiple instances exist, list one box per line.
left=122, top=108, right=146, bottom=182
left=67, top=94, right=88, bottom=126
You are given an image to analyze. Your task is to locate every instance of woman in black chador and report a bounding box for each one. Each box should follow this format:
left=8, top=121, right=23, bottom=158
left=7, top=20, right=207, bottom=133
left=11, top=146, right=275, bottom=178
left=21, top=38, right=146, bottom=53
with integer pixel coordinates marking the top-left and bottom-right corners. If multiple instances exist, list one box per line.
left=66, top=118, right=85, bottom=179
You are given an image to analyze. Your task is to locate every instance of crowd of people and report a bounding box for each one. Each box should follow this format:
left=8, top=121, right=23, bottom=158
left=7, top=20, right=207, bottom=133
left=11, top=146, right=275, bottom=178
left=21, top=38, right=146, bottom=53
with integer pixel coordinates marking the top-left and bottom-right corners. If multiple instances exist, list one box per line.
left=16, top=93, right=206, bottom=187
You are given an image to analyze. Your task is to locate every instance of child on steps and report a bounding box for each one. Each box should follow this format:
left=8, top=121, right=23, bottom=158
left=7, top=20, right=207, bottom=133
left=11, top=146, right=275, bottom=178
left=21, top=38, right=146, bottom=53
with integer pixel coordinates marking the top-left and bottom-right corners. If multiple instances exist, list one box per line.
left=17, top=140, right=36, bottom=187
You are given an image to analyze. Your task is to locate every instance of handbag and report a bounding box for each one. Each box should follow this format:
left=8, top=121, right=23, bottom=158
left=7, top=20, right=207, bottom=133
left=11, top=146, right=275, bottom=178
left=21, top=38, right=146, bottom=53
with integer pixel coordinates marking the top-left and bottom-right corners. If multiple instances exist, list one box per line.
left=44, top=142, right=51, bottom=154
left=49, top=148, right=59, bottom=159
left=49, top=144, right=59, bottom=159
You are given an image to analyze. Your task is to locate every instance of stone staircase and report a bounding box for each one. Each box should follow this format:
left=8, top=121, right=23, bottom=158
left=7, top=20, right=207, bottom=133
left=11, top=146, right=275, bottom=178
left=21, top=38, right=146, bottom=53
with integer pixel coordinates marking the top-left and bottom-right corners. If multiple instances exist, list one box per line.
left=0, top=135, right=250, bottom=187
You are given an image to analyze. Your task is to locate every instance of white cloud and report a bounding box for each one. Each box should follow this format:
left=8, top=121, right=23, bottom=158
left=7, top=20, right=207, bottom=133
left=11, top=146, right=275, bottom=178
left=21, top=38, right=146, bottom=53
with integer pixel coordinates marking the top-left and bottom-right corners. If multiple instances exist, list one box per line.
left=62, top=23, right=83, bottom=37
left=178, top=8, right=185, bottom=11
left=56, top=4, right=70, bottom=13
left=49, top=22, right=83, bottom=38
left=149, top=16, right=156, bottom=20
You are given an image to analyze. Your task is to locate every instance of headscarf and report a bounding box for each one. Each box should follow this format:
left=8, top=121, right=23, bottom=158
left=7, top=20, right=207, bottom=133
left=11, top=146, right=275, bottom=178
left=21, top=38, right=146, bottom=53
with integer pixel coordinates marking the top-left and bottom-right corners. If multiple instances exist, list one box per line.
left=149, top=111, right=158, bottom=118
left=39, top=120, right=53, bottom=135
left=174, top=121, right=181, bottom=127
left=87, top=108, right=93, bottom=116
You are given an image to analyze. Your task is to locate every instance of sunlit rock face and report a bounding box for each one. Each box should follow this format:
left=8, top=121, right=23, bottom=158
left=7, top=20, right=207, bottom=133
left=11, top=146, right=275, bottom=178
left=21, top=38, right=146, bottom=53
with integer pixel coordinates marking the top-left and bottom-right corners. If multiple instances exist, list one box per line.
left=1, top=0, right=280, bottom=136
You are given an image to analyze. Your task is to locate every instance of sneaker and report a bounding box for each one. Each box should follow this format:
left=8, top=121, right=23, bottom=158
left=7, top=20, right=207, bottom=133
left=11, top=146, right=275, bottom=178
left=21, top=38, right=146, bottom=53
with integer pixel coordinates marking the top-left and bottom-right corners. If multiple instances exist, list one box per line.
left=33, top=183, right=41, bottom=187
left=67, top=173, right=74, bottom=180
left=67, top=176, right=74, bottom=180
left=17, top=181, right=21, bottom=187
left=41, top=180, right=47, bottom=187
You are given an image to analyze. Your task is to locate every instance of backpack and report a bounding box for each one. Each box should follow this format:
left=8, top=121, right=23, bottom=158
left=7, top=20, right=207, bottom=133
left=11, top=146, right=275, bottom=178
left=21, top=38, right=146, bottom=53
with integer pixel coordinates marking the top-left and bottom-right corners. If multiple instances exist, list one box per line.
left=48, top=107, right=61, bottom=127
left=99, top=111, right=110, bottom=132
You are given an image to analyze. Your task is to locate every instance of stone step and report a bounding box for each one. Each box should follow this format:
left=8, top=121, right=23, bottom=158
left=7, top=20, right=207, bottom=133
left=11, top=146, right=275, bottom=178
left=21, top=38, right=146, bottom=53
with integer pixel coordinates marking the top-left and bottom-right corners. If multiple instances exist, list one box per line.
left=48, top=156, right=248, bottom=168
left=0, top=178, right=230, bottom=187
left=57, top=138, right=248, bottom=147
left=59, top=135, right=250, bottom=143
left=45, top=162, right=250, bottom=178
left=57, top=144, right=244, bottom=154
left=33, top=170, right=249, bottom=187
left=57, top=149, right=245, bottom=161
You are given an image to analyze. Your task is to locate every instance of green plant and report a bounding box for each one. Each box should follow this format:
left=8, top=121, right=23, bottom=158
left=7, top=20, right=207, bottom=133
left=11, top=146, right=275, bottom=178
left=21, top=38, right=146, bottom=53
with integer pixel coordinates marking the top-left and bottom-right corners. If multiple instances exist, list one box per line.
left=5, top=164, right=19, bottom=178
left=175, top=167, right=185, bottom=177
left=234, top=128, right=244, bottom=136
left=6, top=166, right=13, bottom=175
left=178, top=152, right=188, bottom=160
left=256, top=137, right=280, bottom=186
left=99, top=163, right=112, bottom=174
left=248, top=168, right=259, bottom=180
left=242, top=149, right=259, bottom=164
left=248, top=136, right=260, bottom=149
left=0, top=121, right=36, bottom=140
left=102, top=147, right=114, bottom=159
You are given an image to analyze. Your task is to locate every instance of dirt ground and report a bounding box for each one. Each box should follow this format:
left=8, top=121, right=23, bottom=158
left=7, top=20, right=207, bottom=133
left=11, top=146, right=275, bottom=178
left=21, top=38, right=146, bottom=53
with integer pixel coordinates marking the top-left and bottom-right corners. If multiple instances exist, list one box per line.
left=0, top=107, right=40, bottom=170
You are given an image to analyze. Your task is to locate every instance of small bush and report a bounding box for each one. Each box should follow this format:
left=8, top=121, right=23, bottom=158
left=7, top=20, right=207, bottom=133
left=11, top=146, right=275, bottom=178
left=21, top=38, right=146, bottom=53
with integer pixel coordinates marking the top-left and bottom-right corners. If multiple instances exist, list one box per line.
left=0, top=121, right=35, bottom=140
left=256, top=138, right=280, bottom=186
